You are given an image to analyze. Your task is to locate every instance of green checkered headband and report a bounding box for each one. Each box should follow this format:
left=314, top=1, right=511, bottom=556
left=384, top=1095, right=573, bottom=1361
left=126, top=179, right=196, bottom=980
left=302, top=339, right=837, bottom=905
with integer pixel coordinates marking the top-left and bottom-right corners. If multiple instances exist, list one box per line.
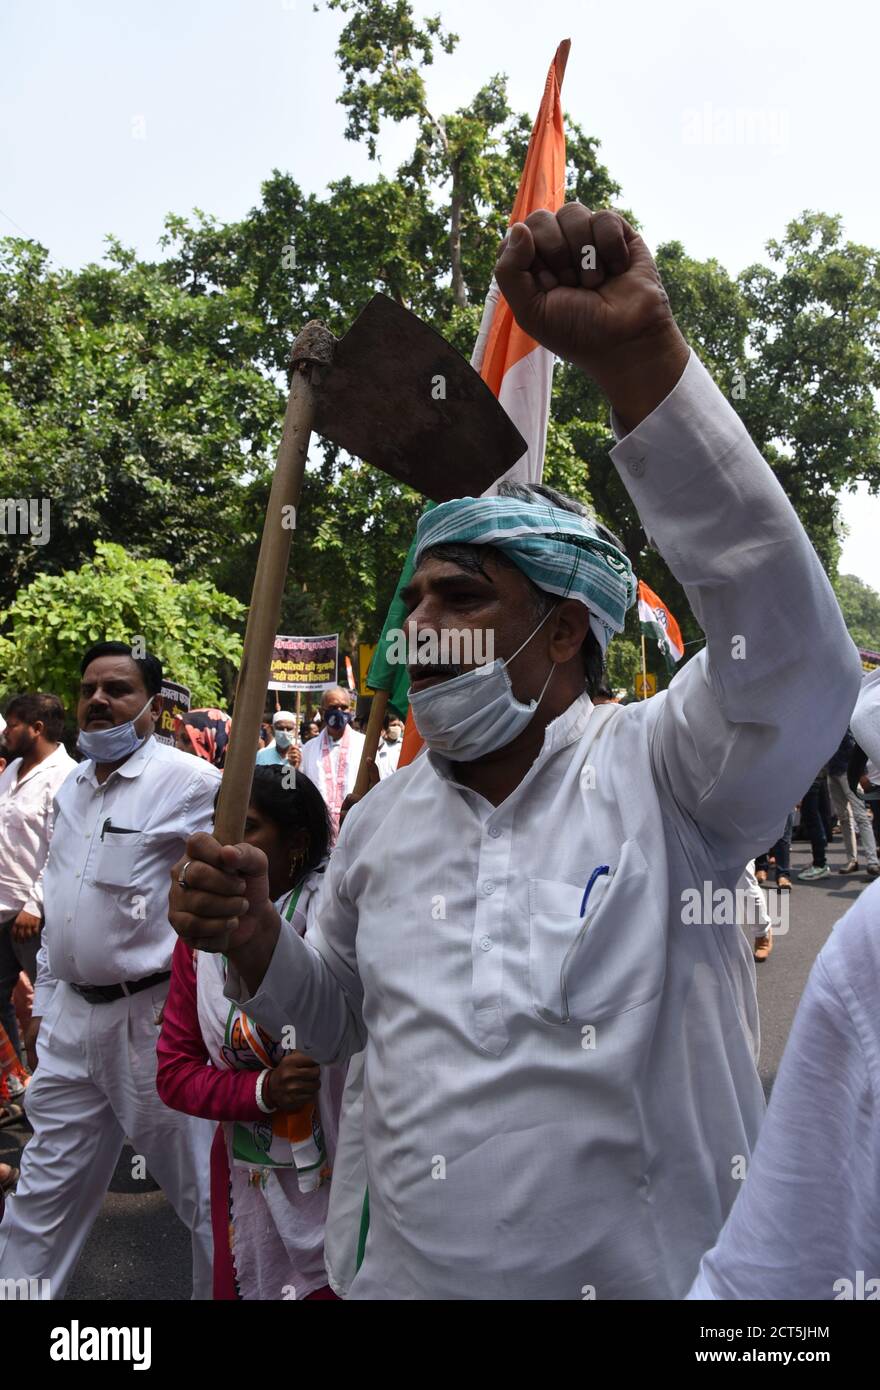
left=414, top=497, right=636, bottom=655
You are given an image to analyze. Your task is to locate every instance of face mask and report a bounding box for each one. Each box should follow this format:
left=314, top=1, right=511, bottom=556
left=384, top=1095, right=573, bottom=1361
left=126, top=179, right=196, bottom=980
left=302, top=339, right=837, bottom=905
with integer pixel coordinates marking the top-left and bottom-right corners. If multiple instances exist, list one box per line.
left=409, top=608, right=557, bottom=762
left=77, top=696, right=154, bottom=763
left=325, top=709, right=350, bottom=732
left=274, top=729, right=295, bottom=749
left=385, top=725, right=402, bottom=743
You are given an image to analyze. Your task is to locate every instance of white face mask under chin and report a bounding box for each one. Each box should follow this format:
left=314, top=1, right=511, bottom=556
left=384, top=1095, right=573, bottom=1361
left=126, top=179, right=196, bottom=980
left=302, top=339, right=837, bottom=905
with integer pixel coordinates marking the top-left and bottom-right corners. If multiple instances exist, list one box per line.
left=409, top=608, right=557, bottom=762
left=76, top=696, right=154, bottom=763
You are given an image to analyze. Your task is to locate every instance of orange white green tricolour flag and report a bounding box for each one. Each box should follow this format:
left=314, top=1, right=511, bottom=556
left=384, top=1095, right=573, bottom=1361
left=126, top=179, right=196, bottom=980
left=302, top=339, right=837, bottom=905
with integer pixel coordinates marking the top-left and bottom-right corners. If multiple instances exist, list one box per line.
left=470, top=38, right=570, bottom=490
left=394, top=40, right=571, bottom=769
left=637, top=580, right=684, bottom=673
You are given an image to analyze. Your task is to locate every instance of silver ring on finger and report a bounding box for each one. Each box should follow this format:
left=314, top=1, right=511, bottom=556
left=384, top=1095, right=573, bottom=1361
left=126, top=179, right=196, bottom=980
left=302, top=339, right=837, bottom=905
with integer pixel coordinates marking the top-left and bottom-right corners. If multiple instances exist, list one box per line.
left=179, top=860, right=194, bottom=890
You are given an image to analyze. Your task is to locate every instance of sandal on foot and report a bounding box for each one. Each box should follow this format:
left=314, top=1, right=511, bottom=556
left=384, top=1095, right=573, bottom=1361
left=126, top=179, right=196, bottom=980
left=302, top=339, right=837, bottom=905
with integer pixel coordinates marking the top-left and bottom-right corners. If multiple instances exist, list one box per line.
left=753, top=931, right=773, bottom=962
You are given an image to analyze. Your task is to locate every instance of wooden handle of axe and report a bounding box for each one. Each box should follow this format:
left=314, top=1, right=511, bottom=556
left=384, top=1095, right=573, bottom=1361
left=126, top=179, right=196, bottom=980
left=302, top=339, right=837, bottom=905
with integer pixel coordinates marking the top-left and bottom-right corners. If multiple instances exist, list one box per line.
left=214, top=322, right=334, bottom=845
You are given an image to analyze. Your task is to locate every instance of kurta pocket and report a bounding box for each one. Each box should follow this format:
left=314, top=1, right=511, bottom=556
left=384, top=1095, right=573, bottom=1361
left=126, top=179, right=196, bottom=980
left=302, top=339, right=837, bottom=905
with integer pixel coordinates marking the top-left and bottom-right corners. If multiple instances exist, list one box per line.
left=528, top=840, right=663, bottom=1025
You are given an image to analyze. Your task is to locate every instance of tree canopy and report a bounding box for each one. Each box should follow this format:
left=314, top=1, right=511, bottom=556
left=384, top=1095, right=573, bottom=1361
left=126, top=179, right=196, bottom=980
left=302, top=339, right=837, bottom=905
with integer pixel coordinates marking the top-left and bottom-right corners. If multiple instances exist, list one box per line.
left=0, top=541, right=244, bottom=712
left=1, top=0, right=878, bottom=698
left=834, top=573, right=880, bottom=653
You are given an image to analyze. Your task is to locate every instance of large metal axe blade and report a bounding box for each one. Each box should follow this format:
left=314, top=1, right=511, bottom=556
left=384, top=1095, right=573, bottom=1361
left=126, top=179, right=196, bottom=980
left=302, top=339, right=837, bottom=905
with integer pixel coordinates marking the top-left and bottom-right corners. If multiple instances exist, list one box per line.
left=214, top=295, right=527, bottom=851
left=313, top=294, right=526, bottom=501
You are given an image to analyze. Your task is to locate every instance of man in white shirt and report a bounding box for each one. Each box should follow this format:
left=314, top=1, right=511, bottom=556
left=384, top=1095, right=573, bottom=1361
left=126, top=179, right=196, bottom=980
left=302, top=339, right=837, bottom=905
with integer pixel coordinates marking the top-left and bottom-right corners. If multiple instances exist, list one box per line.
left=0, top=642, right=217, bottom=1298
left=300, top=687, right=366, bottom=833
left=0, top=694, right=76, bottom=1064
left=375, top=711, right=404, bottom=780
left=688, top=669, right=880, bottom=1300
left=167, top=204, right=862, bottom=1299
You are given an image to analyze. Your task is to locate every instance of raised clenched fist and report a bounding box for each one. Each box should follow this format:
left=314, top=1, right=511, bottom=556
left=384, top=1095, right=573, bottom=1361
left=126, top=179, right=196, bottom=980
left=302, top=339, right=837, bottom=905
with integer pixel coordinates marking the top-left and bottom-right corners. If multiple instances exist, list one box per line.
left=495, top=203, right=689, bottom=430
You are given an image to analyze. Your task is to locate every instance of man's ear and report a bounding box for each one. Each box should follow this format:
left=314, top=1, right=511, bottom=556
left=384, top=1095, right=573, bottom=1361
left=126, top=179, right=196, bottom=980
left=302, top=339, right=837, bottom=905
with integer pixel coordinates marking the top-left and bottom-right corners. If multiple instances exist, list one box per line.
left=149, top=695, right=163, bottom=725
left=548, top=600, right=591, bottom=664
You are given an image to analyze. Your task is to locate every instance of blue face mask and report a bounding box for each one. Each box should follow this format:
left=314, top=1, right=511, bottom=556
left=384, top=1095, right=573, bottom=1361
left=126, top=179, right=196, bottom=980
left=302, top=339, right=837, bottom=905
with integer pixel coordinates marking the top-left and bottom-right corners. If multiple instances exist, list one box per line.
left=77, top=696, right=154, bottom=763
left=325, top=709, right=351, bottom=732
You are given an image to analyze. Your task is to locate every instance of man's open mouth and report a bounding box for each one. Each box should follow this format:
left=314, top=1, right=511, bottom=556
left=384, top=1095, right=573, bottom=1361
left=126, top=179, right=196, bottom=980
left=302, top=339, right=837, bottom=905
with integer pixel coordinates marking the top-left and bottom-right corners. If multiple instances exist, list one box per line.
left=408, top=665, right=461, bottom=693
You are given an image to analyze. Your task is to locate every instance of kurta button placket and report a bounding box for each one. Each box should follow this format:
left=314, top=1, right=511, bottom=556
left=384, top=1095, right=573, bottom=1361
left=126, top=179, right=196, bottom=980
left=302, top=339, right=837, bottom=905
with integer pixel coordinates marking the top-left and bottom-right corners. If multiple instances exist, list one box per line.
left=470, top=813, right=513, bottom=1055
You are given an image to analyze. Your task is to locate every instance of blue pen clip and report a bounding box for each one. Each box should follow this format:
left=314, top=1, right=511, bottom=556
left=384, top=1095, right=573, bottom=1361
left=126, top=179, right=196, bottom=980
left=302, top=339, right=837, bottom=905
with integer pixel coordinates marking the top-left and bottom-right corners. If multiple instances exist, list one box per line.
left=579, top=864, right=610, bottom=919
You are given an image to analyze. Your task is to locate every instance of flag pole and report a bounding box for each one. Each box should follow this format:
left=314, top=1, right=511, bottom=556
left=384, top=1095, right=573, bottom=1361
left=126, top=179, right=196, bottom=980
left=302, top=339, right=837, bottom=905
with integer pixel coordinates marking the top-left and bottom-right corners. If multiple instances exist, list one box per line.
left=353, top=689, right=389, bottom=798
left=640, top=634, right=648, bottom=700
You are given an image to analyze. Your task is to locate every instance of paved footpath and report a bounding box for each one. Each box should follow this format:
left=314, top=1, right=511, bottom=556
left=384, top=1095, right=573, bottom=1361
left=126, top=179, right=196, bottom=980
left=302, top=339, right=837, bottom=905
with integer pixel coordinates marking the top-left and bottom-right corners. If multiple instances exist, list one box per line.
left=1, top=831, right=874, bottom=1299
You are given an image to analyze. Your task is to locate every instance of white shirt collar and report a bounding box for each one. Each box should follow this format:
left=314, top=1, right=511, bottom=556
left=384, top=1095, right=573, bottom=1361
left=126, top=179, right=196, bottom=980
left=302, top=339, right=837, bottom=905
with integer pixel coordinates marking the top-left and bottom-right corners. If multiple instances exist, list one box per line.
left=427, top=691, right=595, bottom=788
left=6, top=742, right=71, bottom=791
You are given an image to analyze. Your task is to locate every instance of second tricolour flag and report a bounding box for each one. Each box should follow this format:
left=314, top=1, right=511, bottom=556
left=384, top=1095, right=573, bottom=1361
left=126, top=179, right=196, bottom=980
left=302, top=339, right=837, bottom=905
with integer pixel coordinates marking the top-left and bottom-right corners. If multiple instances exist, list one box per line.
left=637, top=580, right=684, bottom=673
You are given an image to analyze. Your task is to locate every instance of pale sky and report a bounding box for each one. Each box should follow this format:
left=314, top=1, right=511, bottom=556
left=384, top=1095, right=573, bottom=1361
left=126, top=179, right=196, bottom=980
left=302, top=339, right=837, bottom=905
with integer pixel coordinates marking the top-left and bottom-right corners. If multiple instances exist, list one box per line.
left=1, top=0, right=877, bottom=588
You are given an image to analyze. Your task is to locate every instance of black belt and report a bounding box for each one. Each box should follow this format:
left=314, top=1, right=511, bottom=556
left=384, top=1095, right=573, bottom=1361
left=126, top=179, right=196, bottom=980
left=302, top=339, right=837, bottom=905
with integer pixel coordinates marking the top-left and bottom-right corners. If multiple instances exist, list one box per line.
left=69, top=971, right=171, bottom=1005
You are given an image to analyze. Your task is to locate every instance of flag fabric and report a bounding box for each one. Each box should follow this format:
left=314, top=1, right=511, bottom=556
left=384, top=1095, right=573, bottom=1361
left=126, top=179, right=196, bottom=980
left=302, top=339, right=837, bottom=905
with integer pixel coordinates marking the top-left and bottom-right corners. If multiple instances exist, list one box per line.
left=637, top=580, right=684, bottom=673
left=365, top=532, right=419, bottom=719
left=377, top=40, right=571, bottom=758
left=471, top=39, right=569, bottom=491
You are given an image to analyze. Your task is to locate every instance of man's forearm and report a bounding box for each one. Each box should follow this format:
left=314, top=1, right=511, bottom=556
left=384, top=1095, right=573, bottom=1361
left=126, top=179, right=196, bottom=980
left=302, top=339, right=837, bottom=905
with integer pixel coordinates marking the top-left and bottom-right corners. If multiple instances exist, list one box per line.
left=590, top=322, right=690, bottom=436
left=225, top=913, right=365, bottom=1065
left=227, top=906, right=281, bottom=997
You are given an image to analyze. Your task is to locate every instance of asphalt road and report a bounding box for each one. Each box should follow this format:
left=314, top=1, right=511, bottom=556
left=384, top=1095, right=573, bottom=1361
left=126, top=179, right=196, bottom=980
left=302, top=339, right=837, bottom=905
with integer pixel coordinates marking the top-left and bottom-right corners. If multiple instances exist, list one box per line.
left=1, top=830, right=874, bottom=1300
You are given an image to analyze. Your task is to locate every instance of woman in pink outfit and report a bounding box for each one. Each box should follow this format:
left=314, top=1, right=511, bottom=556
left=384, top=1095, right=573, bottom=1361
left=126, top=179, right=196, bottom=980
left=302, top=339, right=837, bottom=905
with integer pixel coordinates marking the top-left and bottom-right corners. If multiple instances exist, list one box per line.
left=157, top=766, right=345, bottom=1299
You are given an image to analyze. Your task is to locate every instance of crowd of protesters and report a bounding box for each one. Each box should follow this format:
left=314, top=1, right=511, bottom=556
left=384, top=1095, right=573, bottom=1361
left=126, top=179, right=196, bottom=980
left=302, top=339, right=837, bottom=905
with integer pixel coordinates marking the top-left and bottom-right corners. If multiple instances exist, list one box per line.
left=0, top=656, right=403, bottom=1285
left=2, top=203, right=880, bottom=1302
left=0, top=633, right=878, bottom=1297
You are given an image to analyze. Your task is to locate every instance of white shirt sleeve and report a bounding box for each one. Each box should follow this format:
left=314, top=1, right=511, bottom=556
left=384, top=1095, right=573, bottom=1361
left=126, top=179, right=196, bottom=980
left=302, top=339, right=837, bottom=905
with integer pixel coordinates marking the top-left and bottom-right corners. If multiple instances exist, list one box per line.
left=20, top=786, right=55, bottom=918
left=611, top=351, right=863, bottom=865
left=224, top=834, right=365, bottom=1065
left=33, top=931, right=58, bottom=1015
left=686, top=880, right=880, bottom=1299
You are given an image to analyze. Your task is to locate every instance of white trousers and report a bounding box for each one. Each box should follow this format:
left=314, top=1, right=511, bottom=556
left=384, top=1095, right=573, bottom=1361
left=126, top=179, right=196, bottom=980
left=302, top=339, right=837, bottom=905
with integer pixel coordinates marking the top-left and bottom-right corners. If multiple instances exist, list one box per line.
left=0, top=980, right=213, bottom=1299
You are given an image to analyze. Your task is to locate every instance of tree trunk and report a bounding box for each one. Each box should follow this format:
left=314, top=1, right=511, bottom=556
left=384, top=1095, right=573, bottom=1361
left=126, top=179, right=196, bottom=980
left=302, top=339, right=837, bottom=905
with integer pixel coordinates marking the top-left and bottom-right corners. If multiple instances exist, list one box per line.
left=450, top=167, right=466, bottom=309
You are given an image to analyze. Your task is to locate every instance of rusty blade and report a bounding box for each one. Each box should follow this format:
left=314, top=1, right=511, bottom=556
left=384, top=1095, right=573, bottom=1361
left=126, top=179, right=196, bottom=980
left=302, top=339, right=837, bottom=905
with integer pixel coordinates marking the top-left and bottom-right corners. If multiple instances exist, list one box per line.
left=311, top=294, right=527, bottom=502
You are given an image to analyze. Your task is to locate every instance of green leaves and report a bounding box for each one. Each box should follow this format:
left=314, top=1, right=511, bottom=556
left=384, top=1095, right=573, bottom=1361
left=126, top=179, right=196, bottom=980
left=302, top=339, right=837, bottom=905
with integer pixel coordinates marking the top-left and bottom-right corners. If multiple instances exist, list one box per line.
left=2, top=1, right=878, bottom=702
left=0, top=541, right=244, bottom=713
left=833, top=573, right=880, bottom=651
left=737, top=212, right=880, bottom=569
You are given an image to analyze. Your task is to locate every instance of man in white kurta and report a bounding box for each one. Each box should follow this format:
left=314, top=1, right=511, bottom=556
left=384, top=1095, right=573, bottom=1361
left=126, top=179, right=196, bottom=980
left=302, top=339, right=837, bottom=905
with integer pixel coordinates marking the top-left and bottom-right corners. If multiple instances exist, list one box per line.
left=300, top=687, right=365, bottom=832
left=169, top=204, right=862, bottom=1300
